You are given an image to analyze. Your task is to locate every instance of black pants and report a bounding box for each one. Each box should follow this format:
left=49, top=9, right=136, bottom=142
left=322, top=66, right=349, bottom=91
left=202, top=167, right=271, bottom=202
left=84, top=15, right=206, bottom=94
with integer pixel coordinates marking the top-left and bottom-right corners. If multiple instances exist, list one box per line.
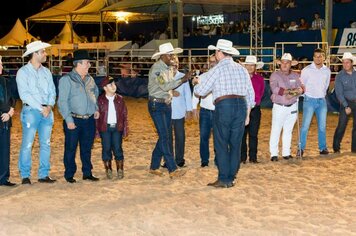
left=241, top=106, right=261, bottom=162
left=0, top=124, right=11, bottom=184
left=333, top=101, right=356, bottom=152
left=170, top=118, right=185, bottom=166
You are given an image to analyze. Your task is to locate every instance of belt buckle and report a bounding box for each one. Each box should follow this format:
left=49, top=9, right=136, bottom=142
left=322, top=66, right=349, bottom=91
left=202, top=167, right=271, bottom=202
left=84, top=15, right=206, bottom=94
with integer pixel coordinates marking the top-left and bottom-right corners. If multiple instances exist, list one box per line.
left=108, top=123, right=116, bottom=128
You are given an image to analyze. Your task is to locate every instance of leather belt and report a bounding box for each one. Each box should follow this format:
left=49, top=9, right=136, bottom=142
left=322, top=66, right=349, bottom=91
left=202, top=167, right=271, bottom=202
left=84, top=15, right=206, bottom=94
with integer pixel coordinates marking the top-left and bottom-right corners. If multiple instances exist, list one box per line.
left=275, top=103, right=295, bottom=107
left=107, top=123, right=116, bottom=128
left=71, top=113, right=92, bottom=119
left=214, top=95, right=245, bottom=105
left=148, top=96, right=167, bottom=103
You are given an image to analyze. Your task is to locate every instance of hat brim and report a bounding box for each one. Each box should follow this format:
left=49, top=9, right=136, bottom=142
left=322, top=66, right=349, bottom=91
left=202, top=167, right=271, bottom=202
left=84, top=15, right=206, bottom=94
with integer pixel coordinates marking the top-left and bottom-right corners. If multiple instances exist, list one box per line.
left=208, top=45, right=240, bottom=56
left=276, top=59, right=298, bottom=66
left=151, top=48, right=183, bottom=60
left=242, top=61, right=265, bottom=69
left=339, top=56, right=356, bottom=65
left=22, top=42, right=51, bottom=57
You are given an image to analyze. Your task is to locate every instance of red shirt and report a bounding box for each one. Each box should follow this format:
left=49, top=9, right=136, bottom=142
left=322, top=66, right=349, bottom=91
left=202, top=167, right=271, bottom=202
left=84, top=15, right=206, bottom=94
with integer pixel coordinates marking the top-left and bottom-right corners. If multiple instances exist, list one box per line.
left=251, top=73, right=265, bottom=106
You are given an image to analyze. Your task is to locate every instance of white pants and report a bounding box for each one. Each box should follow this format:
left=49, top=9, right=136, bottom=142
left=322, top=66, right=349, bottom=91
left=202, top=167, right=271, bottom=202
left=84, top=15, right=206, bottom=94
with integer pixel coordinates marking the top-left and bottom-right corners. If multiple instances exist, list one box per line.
left=269, top=103, right=298, bottom=157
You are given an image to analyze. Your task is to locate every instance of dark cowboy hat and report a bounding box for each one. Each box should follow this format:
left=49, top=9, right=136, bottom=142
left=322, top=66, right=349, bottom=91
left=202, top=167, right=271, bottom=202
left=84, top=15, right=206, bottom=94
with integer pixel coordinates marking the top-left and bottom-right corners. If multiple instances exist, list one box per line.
left=73, top=49, right=94, bottom=61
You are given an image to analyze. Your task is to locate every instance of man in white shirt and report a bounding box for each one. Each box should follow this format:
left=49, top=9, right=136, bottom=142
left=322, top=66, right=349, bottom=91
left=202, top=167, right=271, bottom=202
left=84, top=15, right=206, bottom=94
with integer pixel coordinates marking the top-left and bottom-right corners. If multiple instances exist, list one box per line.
left=299, top=48, right=331, bottom=157
left=192, top=54, right=216, bottom=167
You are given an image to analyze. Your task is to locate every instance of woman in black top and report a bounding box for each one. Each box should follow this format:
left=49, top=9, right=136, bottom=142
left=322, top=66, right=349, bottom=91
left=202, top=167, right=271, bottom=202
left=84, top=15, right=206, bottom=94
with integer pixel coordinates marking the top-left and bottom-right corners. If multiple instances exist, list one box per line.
left=0, top=55, right=16, bottom=186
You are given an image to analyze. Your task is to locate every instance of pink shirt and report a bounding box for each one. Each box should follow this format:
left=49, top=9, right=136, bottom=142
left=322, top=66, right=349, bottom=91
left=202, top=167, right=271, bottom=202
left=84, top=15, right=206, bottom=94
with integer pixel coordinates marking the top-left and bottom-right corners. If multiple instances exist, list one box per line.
left=270, top=70, right=302, bottom=105
left=251, top=73, right=265, bottom=106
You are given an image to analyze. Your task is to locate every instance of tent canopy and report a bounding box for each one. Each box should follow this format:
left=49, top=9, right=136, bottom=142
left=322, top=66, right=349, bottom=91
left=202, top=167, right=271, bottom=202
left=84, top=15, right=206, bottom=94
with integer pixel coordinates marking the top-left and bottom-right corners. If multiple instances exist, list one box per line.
left=102, top=0, right=250, bottom=15
left=0, top=19, right=36, bottom=47
left=48, top=22, right=84, bottom=44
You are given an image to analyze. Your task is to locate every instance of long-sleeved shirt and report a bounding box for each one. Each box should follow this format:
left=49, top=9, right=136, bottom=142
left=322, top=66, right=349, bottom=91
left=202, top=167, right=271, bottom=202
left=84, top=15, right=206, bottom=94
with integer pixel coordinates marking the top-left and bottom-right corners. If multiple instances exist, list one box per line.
left=16, top=62, right=56, bottom=111
left=58, top=69, right=99, bottom=124
left=0, top=76, right=15, bottom=113
left=194, top=57, right=255, bottom=108
left=192, top=89, right=215, bottom=111
left=171, top=71, right=193, bottom=119
left=270, top=70, right=302, bottom=105
left=148, top=59, right=182, bottom=101
left=300, top=62, right=331, bottom=98
left=251, top=73, right=265, bottom=106
left=334, top=69, right=356, bottom=108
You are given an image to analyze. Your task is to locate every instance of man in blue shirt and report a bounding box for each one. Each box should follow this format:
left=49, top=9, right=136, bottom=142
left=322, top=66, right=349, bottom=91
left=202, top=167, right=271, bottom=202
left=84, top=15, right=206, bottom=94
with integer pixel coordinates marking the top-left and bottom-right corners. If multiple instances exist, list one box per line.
left=16, top=41, right=56, bottom=185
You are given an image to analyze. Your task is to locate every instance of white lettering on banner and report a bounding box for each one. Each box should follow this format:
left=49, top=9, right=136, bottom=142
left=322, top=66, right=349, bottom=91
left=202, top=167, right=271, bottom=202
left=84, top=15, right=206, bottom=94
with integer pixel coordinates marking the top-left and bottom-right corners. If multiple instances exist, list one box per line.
left=197, top=15, right=224, bottom=27
left=338, top=28, right=356, bottom=53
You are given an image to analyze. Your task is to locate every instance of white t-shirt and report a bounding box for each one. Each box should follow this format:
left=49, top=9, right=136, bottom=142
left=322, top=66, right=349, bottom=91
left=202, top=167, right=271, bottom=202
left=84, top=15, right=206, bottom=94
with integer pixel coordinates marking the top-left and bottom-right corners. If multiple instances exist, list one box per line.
left=106, top=95, right=117, bottom=124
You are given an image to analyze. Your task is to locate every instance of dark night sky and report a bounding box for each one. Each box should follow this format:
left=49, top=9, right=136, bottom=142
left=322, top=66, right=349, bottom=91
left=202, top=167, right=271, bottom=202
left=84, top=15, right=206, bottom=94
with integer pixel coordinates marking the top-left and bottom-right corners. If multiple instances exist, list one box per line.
left=0, top=0, right=64, bottom=40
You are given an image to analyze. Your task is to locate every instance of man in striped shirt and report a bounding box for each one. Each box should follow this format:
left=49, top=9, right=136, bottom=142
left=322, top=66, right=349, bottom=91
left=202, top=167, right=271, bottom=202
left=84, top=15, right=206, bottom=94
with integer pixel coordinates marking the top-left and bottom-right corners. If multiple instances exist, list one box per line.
left=194, top=39, right=255, bottom=188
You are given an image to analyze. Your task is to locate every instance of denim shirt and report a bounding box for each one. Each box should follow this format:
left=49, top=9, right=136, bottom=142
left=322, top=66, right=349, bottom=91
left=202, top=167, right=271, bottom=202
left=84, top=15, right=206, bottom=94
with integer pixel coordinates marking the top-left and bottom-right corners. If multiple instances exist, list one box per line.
left=171, top=71, right=193, bottom=119
left=58, top=69, right=99, bottom=124
left=335, top=69, right=356, bottom=108
left=16, top=62, right=56, bottom=111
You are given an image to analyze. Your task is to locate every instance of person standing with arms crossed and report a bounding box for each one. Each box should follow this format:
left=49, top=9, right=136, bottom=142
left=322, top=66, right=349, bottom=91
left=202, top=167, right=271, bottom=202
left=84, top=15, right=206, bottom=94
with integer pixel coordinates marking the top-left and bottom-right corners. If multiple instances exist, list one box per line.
left=16, top=41, right=56, bottom=185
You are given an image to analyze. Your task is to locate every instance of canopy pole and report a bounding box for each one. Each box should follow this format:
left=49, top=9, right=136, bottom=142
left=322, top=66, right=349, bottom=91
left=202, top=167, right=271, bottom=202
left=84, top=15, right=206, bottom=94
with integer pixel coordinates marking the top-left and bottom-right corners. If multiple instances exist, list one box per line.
left=70, top=15, right=74, bottom=44
left=177, top=0, right=183, bottom=47
left=169, top=0, right=174, bottom=39
left=325, top=0, right=333, bottom=46
left=100, top=12, right=104, bottom=42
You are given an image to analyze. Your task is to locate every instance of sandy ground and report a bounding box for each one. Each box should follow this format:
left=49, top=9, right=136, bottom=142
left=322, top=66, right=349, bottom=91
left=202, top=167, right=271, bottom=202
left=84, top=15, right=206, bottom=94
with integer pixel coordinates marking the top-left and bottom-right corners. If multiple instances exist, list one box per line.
left=0, top=97, right=355, bottom=236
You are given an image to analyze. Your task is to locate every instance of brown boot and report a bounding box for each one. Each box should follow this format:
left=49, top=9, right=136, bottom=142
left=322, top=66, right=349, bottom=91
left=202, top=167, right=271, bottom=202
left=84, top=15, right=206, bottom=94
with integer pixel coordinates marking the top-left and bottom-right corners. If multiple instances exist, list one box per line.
left=116, top=160, right=124, bottom=179
left=104, top=160, right=113, bottom=179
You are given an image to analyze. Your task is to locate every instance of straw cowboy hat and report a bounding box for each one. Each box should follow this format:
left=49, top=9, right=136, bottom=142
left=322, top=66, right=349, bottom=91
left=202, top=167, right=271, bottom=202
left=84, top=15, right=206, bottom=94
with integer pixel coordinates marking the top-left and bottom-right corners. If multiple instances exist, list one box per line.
left=242, top=55, right=264, bottom=69
left=151, top=42, right=183, bottom=60
left=208, top=39, right=240, bottom=56
left=276, top=53, right=298, bottom=66
left=22, top=40, right=51, bottom=57
left=339, top=52, right=356, bottom=65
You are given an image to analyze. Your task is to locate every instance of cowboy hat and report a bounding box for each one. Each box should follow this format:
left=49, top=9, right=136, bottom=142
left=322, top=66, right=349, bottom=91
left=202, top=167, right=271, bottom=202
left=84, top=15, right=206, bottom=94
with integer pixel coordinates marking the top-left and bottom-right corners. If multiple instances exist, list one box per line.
left=22, top=41, right=51, bottom=57
left=151, top=42, right=183, bottom=60
left=276, top=53, right=298, bottom=66
left=241, top=55, right=264, bottom=69
left=73, top=49, right=94, bottom=61
left=339, top=52, right=356, bottom=65
left=208, top=39, right=240, bottom=56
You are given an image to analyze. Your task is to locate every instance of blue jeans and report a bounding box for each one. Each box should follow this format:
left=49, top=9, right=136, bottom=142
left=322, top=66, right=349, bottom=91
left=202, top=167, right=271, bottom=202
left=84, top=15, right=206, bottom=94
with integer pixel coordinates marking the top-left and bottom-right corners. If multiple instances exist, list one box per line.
left=300, top=96, right=328, bottom=151
left=63, top=116, right=96, bottom=179
left=18, top=106, right=54, bottom=179
left=213, top=98, right=246, bottom=184
left=148, top=101, right=177, bottom=173
left=100, top=127, right=124, bottom=161
left=199, top=108, right=214, bottom=165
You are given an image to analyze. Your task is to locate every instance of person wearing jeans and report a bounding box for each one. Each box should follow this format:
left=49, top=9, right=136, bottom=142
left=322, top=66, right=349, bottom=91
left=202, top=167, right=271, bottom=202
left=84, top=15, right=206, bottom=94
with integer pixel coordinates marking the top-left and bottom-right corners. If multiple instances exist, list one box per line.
left=192, top=54, right=216, bottom=167
left=194, top=39, right=255, bottom=188
left=299, top=48, right=331, bottom=157
left=16, top=41, right=56, bottom=185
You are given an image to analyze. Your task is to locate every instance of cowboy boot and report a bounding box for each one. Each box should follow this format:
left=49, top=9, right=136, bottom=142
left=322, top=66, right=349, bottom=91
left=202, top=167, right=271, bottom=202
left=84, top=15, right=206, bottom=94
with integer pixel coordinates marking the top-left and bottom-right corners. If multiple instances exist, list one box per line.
left=103, top=160, right=113, bottom=179
left=116, top=160, right=124, bottom=179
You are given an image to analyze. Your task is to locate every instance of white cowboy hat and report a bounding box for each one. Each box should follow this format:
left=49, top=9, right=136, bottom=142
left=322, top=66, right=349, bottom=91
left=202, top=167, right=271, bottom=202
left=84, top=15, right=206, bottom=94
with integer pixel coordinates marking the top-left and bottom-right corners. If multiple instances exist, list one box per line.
left=276, top=53, right=298, bottom=66
left=242, top=55, right=264, bottom=69
left=22, top=40, right=51, bottom=57
left=208, top=39, right=240, bottom=56
left=339, top=52, right=356, bottom=65
left=151, top=42, right=183, bottom=60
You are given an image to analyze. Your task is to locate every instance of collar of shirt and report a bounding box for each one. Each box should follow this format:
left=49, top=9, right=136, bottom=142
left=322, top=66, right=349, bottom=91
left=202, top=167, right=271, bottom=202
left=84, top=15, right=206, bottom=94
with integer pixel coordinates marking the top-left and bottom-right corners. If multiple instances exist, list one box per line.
left=310, top=62, right=327, bottom=70
left=158, top=59, right=169, bottom=69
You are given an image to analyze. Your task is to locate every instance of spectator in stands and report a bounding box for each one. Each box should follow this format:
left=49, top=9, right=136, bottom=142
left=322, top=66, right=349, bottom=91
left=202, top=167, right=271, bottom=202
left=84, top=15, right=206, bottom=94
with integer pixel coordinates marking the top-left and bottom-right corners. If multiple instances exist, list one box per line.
left=153, top=30, right=161, bottom=40
left=311, top=12, right=325, bottom=30
left=159, top=30, right=169, bottom=40
left=333, top=52, right=356, bottom=153
left=0, top=55, right=16, bottom=187
left=299, top=48, right=331, bottom=157
left=298, top=18, right=309, bottom=30
left=274, top=0, right=282, bottom=10
left=183, top=27, right=191, bottom=37
left=287, top=21, right=299, bottom=31
left=120, top=57, right=131, bottom=78
left=349, top=20, right=356, bottom=28
left=286, top=0, right=296, bottom=8
left=131, top=40, right=139, bottom=50
left=273, top=16, right=284, bottom=32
